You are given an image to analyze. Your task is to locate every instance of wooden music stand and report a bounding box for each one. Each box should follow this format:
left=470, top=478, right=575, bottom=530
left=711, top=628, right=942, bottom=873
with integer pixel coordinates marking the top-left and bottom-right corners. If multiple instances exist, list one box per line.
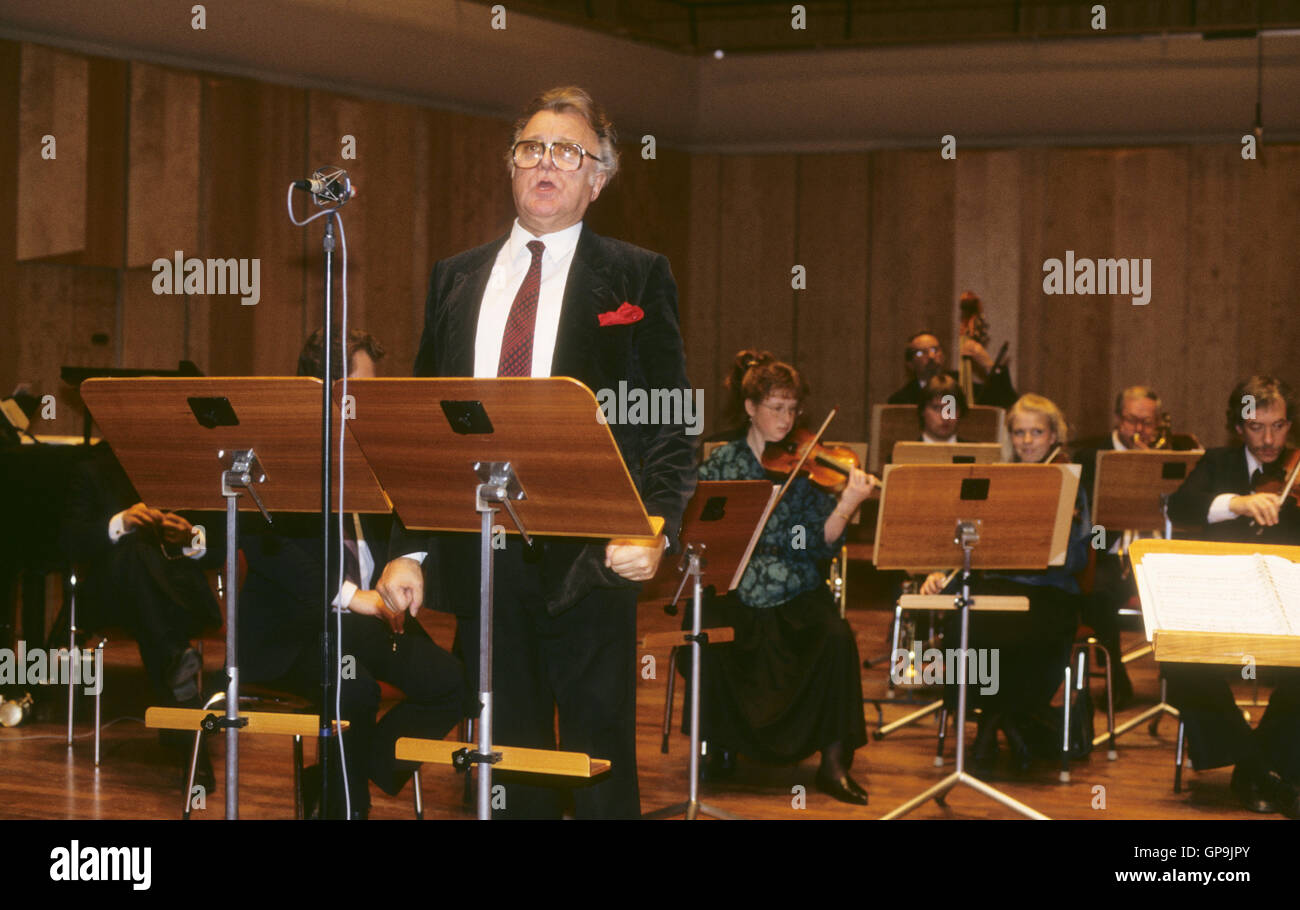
left=341, top=377, right=662, bottom=820
left=1092, top=449, right=1205, bottom=536
left=891, top=442, right=1003, bottom=466
left=1130, top=539, right=1300, bottom=669
left=869, top=404, right=1006, bottom=473
left=79, top=377, right=387, bottom=819
left=872, top=463, right=1079, bottom=820
left=639, top=480, right=773, bottom=820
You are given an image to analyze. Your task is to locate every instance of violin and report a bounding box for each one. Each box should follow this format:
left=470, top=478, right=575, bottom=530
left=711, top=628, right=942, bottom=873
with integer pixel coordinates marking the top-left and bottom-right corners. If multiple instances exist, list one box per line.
left=762, top=427, right=861, bottom=494
left=1248, top=447, right=1300, bottom=534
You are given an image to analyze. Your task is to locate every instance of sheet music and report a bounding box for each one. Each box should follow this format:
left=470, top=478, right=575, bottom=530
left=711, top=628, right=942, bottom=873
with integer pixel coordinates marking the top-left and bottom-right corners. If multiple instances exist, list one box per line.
left=1135, top=552, right=1293, bottom=640
left=1259, top=555, right=1300, bottom=635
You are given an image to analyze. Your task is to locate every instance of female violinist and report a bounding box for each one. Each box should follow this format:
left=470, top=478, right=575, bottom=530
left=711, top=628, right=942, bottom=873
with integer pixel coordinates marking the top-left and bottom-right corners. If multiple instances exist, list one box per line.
left=920, top=393, right=1090, bottom=774
left=690, top=350, right=878, bottom=804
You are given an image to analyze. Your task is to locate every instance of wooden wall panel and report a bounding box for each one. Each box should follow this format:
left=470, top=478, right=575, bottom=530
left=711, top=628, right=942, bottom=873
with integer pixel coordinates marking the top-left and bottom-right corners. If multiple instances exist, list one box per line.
left=16, top=44, right=87, bottom=262
left=200, top=75, right=308, bottom=377
left=685, top=154, right=723, bottom=435
left=14, top=264, right=117, bottom=437
left=1016, top=149, right=1116, bottom=441
left=716, top=154, right=798, bottom=422
left=1240, top=146, right=1300, bottom=416
left=867, top=150, right=955, bottom=414
left=126, top=63, right=199, bottom=269
left=1109, top=148, right=1191, bottom=440
left=0, top=43, right=21, bottom=414
left=795, top=152, right=870, bottom=441
left=121, top=269, right=185, bottom=371
left=954, top=149, right=1022, bottom=390
left=1184, top=146, right=1243, bottom=449
left=306, top=92, right=431, bottom=377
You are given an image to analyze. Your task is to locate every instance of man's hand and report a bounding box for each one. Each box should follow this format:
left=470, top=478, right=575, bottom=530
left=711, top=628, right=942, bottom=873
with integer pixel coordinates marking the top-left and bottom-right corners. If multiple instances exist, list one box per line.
left=158, top=512, right=194, bottom=546
left=605, top=538, right=665, bottom=583
left=1230, top=492, right=1282, bottom=526
left=958, top=336, right=994, bottom=373
left=350, top=589, right=405, bottom=634
left=376, top=557, right=424, bottom=616
left=920, top=571, right=950, bottom=596
left=122, top=502, right=164, bottom=533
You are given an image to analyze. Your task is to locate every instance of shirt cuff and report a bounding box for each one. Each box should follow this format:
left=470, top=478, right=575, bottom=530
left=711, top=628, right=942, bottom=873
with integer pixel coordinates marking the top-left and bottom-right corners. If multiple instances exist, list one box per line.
left=1206, top=493, right=1237, bottom=524
left=108, top=512, right=129, bottom=542
left=333, top=580, right=359, bottom=610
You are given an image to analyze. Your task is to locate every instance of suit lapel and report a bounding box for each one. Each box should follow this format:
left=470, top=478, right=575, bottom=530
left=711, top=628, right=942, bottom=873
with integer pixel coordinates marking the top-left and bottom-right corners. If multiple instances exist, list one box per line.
left=551, top=227, right=611, bottom=380
left=441, top=238, right=506, bottom=377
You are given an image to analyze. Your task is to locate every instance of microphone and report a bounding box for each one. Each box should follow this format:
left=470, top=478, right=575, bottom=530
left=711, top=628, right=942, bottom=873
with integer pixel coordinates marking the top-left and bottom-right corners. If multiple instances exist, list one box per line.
left=293, top=166, right=356, bottom=205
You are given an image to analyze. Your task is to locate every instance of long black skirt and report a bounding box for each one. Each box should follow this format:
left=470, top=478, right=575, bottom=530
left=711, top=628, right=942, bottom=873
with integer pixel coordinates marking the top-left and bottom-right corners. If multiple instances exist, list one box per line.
left=683, top=585, right=867, bottom=764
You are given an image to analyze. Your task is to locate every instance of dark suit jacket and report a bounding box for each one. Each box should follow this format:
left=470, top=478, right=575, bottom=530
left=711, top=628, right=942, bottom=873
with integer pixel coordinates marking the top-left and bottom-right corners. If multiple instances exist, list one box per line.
left=887, top=367, right=1017, bottom=409
left=60, top=443, right=220, bottom=631
left=1167, top=445, right=1300, bottom=544
left=406, top=226, right=696, bottom=616
left=238, top=512, right=392, bottom=683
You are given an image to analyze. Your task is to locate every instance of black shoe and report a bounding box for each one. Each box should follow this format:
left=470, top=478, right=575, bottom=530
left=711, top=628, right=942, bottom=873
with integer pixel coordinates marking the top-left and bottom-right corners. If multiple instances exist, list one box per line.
left=999, top=718, right=1033, bottom=776
left=701, top=746, right=736, bottom=781
left=815, top=766, right=869, bottom=805
left=1229, top=765, right=1276, bottom=814
left=1257, top=770, right=1299, bottom=819
left=971, top=713, right=1001, bottom=773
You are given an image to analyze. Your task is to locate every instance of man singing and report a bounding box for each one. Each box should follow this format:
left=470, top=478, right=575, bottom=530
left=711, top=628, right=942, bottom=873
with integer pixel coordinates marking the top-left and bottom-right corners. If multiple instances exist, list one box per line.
left=376, top=86, right=695, bottom=818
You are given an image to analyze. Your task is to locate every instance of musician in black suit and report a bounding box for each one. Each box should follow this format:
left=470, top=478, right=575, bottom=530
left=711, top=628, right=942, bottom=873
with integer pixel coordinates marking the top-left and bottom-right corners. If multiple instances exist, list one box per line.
left=376, top=87, right=695, bottom=818
left=237, top=329, right=469, bottom=818
left=886, top=329, right=1016, bottom=408
left=1165, top=375, right=1300, bottom=817
left=61, top=443, right=222, bottom=785
left=1072, top=385, right=1173, bottom=704
left=61, top=443, right=220, bottom=706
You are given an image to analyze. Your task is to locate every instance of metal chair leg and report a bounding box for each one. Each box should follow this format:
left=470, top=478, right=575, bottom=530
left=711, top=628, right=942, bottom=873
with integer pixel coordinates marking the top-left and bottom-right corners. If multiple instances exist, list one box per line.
left=92, top=639, right=104, bottom=767
left=1061, top=660, right=1073, bottom=783
left=934, top=705, right=948, bottom=767
left=412, top=768, right=424, bottom=820
left=662, top=646, right=678, bottom=754
left=1173, top=720, right=1186, bottom=793
left=66, top=575, right=77, bottom=747
left=1093, top=640, right=1117, bottom=760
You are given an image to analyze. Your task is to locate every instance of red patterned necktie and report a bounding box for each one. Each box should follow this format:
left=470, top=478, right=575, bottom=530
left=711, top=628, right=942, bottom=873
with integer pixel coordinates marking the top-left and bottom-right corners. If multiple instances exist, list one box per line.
left=497, top=240, right=546, bottom=377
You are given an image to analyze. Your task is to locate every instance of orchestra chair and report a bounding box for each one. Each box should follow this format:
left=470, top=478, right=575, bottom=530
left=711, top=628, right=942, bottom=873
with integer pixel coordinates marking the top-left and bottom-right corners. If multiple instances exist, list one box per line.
left=61, top=569, right=108, bottom=766
left=180, top=686, right=311, bottom=820
left=1059, top=629, right=1118, bottom=783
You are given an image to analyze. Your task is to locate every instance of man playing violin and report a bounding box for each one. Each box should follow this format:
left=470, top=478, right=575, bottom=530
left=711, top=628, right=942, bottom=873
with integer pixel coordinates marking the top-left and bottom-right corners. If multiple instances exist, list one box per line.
left=1165, top=375, right=1300, bottom=817
left=886, top=329, right=1017, bottom=409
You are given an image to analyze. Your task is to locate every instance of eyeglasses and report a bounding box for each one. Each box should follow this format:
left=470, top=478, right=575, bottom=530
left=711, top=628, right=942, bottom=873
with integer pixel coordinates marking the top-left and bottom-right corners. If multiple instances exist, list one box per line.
left=759, top=401, right=802, bottom=418
left=511, top=140, right=605, bottom=172
left=909, top=346, right=941, bottom=359
left=1119, top=414, right=1156, bottom=428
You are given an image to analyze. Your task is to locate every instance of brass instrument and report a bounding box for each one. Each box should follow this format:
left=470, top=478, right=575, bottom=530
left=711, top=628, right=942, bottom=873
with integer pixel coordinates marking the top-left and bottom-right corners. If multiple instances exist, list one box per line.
left=1128, top=410, right=1173, bottom=449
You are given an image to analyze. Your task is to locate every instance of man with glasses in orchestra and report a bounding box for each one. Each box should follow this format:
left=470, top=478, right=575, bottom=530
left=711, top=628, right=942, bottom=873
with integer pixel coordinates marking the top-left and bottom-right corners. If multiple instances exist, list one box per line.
left=887, top=330, right=1016, bottom=408
left=374, top=86, right=695, bottom=818
left=1165, top=376, right=1300, bottom=817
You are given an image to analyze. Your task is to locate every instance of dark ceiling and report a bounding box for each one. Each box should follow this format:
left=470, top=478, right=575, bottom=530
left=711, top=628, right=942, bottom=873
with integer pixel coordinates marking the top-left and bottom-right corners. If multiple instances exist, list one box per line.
left=476, top=0, right=1300, bottom=54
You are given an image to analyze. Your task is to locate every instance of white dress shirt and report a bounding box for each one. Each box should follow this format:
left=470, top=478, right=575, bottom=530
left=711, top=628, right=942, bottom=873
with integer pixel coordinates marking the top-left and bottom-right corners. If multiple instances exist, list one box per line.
left=472, top=220, right=583, bottom=379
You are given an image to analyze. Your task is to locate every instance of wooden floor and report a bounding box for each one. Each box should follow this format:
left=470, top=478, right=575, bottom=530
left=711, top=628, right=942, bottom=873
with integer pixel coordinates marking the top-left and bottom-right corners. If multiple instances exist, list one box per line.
left=0, top=582, right=1282, bottom=821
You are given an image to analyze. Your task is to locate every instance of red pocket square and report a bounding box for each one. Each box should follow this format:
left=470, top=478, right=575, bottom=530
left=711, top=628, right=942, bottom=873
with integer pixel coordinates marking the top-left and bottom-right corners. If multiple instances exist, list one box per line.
left=598, top=302, right=644, bottom=327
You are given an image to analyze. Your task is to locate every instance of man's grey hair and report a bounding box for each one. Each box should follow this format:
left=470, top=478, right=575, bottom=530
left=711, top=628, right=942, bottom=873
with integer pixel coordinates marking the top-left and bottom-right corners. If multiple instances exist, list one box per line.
left=507, top=86, right=620, bottom=182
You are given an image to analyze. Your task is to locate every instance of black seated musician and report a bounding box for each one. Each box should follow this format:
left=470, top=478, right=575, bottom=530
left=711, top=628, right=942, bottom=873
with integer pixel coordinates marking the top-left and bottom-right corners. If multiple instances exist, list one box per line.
left=920, top=394, right=1090, bottom=774
left=374, top=86, right=696, bottom=819
left=1072, top=385, right=1173, bottom=706
left=917, top=374, right=968, bottom=444
left=61, top=443, right=222, bottom=782
left=691, top=350, right=878, bottom=804
left=1164, top=375, right=1300, bottom=818
left=236, top=328, right=469, bottom=818
left=887, top=328, right=1016, bottom=409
